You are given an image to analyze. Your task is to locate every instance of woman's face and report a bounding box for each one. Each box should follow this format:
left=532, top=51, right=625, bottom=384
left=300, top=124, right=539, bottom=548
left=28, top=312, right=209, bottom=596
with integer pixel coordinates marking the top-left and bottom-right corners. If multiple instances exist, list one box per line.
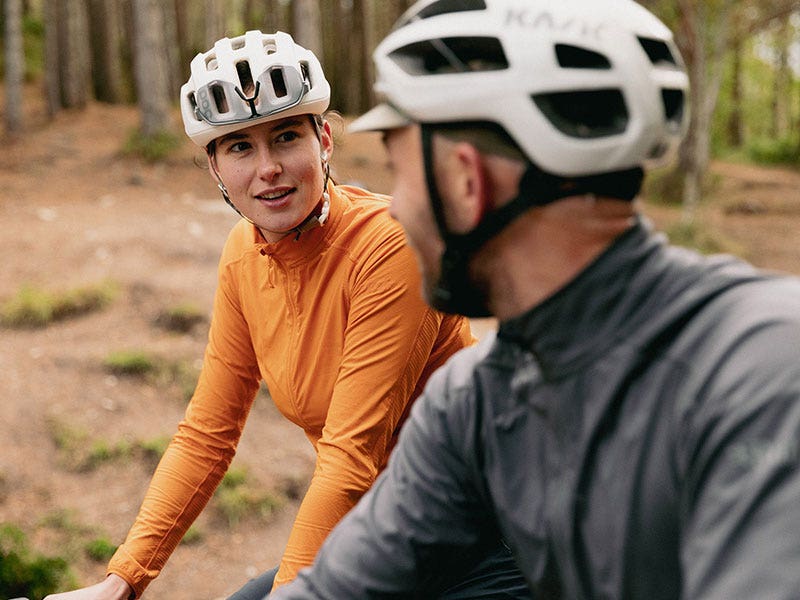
left=209, top=115, right=333, bottom=242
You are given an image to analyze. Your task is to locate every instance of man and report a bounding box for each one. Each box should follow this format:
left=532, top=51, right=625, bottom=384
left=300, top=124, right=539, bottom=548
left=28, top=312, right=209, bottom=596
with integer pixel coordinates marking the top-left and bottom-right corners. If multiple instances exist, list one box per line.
left=271, top=0, right=800, bottom=597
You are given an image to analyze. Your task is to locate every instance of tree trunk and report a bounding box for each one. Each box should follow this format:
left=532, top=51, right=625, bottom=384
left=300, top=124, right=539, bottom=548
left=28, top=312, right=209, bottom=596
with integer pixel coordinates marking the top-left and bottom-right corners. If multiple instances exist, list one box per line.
left=725, top=37, right=743, bottom=148
left=58, top=0, right=92, bottom=108
left=675, top=0, right=733, bottom=222
left=292, top=0, right=322, bottom=57
left=772, top=19, right=792, bottom=138
left=344, top=0, right=366, bottom=115
left=161, top=0, right=181, bottom=95
left=4, top=0, right=24, bottom=134
left=43, top=0, right=61, bottom=116
left=205, top=0, right=224, bottom=47
left=132, top=0, right=172, bottom=136
left=268, top=0, right=291, bottom=32
left=88, top=0, right=126, bottom=103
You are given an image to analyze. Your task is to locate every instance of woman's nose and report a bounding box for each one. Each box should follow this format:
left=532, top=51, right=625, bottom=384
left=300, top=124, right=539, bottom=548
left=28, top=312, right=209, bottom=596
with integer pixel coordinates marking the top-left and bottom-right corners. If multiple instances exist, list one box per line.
left=256, top=148, right=282, bottom=179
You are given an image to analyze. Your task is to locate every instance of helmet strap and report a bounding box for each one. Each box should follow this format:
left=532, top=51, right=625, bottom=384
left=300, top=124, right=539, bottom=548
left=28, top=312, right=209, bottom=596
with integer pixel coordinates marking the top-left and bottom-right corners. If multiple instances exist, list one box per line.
left=292, top=161, right=331, bottom=240
left=207, top=149, right=255, bottom=223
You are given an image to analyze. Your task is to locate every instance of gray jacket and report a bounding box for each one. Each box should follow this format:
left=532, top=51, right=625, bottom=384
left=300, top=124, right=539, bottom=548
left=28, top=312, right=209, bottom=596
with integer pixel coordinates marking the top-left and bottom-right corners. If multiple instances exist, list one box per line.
left=272, top=220, right=800, bottom=599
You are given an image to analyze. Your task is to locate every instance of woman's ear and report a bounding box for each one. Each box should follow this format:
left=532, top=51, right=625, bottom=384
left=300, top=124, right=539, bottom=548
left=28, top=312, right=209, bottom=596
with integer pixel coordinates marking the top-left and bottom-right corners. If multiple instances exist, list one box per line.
left=320, top=119, right=334, bottom=163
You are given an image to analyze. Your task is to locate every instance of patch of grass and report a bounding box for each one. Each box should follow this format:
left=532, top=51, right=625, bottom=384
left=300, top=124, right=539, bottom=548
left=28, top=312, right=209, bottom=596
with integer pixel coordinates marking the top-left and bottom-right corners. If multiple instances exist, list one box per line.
left=85, top=536, right=117, bottom=562
left=47, top=418, right=133, bottom=472
left=0, top=523, right=77, bottom=598
left=104, top=350, right=159, bottom=376
left=154, top=303, right=207, bottom=333
left=642, top=165, right=685, bottom=206
left=137, top=434, right=172, bottom=467
left=642, top=167, right=722, bottom=208
left=181, top=525, right=204, bottom=546
left=49, top=417, right=178, bottom=473
left=38, top=509, right=93, bottom=538
left=123, top=128, right=182, bottom=162
left=214, top=466, right=285, bottom=528
left=0, top=280, right=117, bottom=328
left=221, top=467, right=249, bottom=489
left=39, top=511, right=120, bottom=567
left=664, top=220, right=743, bottom=256
left=747, top=136, right=800, bottom=166
left=103, top=350, right=199, bottom=401
left=164, top=358, right=200, bottom=402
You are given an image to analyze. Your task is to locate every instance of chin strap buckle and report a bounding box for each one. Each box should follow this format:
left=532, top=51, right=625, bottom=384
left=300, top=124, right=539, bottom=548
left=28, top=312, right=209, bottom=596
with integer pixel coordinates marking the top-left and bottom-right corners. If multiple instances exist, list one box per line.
left=293, top=192, right=330, bottom=240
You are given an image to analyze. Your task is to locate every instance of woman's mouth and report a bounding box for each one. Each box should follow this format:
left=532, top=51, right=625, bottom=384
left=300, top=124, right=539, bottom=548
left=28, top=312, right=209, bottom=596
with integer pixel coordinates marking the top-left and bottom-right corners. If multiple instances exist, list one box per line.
left=256, top=188, right=294, bottom=204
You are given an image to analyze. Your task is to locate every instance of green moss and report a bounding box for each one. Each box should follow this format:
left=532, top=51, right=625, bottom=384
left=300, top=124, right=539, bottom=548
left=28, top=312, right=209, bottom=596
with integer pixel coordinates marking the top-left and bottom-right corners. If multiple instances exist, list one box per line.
left=0, top=280, right=117, bottom=328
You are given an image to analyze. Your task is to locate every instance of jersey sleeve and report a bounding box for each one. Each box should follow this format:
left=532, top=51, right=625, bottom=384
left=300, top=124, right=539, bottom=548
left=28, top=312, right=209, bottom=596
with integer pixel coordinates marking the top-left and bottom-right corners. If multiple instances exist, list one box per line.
left=107, top=243, right=261, bottom=598
left=679, top=315, right=800, bottom=599
left=272, top=353, right=495, bottom=598
left=272, top=230, right=470, bottom=587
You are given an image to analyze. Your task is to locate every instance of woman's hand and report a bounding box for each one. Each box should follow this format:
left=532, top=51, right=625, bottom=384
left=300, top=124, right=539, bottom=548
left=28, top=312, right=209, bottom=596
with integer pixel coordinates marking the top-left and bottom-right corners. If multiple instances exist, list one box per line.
left=43, top=574, right=133, bottom=600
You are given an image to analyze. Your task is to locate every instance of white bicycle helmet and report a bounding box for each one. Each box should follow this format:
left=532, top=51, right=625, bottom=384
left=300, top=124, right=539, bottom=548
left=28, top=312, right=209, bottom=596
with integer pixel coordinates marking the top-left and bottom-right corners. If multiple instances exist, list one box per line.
left=350, top=0, right=689, bottom=177
left=181, top=30, right=330, bottom=147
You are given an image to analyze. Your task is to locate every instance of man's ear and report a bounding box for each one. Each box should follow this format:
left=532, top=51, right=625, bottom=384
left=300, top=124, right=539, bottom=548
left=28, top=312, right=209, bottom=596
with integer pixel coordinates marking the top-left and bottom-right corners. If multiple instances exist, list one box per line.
left=449, top=141, right=491, bottom=231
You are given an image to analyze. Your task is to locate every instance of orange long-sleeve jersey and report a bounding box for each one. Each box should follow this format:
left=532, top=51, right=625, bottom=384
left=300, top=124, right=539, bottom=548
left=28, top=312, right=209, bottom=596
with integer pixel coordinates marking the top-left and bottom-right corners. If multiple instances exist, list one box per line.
left=107, top=184, right=474, bottom=597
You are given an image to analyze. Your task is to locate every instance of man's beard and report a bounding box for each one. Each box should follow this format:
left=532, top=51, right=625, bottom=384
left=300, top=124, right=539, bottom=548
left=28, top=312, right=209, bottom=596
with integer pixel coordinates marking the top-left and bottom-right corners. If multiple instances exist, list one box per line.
left=427, top=245, right=491, bottom=318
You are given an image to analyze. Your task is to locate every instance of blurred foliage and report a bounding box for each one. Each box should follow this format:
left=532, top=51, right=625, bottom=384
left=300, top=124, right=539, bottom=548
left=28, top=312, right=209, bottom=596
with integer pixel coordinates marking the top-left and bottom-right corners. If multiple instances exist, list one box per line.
left=103, top=349, right=199, bottom=401
left=746, top=136, right=800, bottom=166
left=154, top=303, right=208, bottom=334
left=712, top=20, right=800, bottom=164
left=664, top=220, right=744, bottom=257
left=214, top=465, right=285, bottom=528
left=84, top=536, right=118, bottom=562
left=123, top=128, right=183, bottom=163
left=103, top=350, right=159, bottom=377
left=0, top=280, right=118, bottom=328
left=0, top=14, right=44, bottom=79
left=0, top=523, right=76, bottom=598
left=47, top=417, right=133, bottom=472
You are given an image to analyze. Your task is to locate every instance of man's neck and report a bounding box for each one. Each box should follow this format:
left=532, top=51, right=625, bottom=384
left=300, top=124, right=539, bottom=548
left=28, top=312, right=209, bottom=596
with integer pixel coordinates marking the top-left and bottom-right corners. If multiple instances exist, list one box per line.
left=474, top=196, right=638, bottom=321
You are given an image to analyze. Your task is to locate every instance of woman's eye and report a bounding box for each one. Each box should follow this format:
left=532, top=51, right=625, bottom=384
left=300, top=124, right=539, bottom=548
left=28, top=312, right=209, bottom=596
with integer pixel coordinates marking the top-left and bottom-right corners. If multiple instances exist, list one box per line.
left=276, top=130, right=300, bottom=143
left=229, top=141, right=251, bottom=153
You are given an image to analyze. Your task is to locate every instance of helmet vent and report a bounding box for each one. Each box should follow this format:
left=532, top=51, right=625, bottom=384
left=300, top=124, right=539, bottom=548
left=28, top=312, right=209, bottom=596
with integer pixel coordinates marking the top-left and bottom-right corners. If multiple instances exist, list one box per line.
left=211, top=84, right=229, bottom=114
left=396, top=0, right=487, bottom=29
left=205, top=55, right=219, bottom=71
left=389, top=36, right=508, bottom=76
left=637, top=37, right=677, bottom=66
left=263, top=38, right=277, bottom=54
left=271, top=68, right=288, bottom=98
left=533, top=89, right=629, bottom=139
left=236, top=61, right=256, bottom=97
left=661, top=88, right=685, bottom=126
left=231, top=36, right=246, bottom=51
left=188, top=92, right=201, bottom=121
left=300, top=61, right=312, bottom=87
left=555, top=44, right=611, bottom=70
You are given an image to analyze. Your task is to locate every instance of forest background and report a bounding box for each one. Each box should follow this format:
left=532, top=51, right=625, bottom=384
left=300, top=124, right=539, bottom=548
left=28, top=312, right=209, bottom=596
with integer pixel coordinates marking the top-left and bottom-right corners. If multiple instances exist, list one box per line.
left=1, top=1, right=800, bottom=599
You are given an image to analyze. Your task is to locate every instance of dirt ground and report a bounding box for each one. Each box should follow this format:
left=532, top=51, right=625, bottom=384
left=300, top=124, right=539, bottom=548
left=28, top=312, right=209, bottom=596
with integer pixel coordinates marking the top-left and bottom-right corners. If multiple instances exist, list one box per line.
left=0, top=97, right=799, bottom=599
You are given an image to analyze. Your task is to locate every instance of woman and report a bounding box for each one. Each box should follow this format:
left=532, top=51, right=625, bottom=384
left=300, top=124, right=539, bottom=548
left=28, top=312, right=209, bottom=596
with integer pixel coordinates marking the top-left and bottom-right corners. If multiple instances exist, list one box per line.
left=45, top=31, right=529, bottom=600
left=45, top=31, right=472, bottom=598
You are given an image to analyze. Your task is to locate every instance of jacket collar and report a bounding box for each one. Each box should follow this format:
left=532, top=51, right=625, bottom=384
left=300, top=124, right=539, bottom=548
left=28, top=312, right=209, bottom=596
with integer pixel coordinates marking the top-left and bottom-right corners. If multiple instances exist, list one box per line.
left=497, top=216, right=766, bottom=380
left=497, top=218, right=668, bottom=379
